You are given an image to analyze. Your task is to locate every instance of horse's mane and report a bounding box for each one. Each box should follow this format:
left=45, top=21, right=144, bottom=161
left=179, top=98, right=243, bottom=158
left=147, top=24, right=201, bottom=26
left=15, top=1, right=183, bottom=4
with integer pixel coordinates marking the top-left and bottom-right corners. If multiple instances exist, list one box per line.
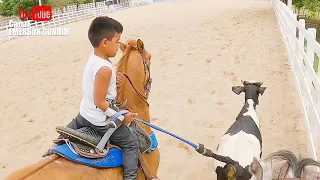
left=115, top=40, right=141, bottom=73
left=265, top=150, right=320, bottom=178
left=115, top=51, right=131, bottom=73
left=265, top=150, right=298, bottom=173
left=115, top=43, right=143, bottom=103
left=296, top=157, right=320, bottom=178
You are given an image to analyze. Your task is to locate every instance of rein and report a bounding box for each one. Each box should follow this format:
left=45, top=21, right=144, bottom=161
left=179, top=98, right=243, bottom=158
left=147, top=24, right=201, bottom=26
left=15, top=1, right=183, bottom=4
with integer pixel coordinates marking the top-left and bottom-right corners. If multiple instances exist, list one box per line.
left=118, top=47, right=151, bottom=107
left=122, top=73, right=149, bottom=106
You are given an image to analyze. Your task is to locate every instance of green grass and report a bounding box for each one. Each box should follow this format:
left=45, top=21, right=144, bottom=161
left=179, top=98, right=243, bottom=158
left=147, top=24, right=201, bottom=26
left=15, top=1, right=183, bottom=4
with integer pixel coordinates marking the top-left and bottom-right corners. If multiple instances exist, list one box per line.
left=314, top=54, right=319, bottom=73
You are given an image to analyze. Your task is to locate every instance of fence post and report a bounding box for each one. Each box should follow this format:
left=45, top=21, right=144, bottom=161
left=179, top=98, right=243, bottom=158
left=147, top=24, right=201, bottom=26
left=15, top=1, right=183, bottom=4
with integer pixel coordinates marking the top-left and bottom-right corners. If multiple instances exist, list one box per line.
left=287, top=0, right=292, bottom=10
left=304, top=28, right=316, bottom=93
left=307, top=28, right=316, bottom=67
left=298, top=19, right=306, bottom=71
left=298, top=19, right=305, bottom=48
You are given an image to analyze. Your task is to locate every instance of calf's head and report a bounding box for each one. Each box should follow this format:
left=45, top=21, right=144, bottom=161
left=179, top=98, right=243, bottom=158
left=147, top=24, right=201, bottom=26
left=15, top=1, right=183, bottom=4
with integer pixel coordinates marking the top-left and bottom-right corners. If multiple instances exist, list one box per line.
left=219, top=157, right=263, bottom=180
left=232, top=80, right=266, bottom=105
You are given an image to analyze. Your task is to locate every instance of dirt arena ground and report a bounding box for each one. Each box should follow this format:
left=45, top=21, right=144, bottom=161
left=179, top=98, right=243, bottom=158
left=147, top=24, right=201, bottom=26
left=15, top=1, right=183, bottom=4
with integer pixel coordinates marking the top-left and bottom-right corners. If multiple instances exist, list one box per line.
left=0, top=0, right=310, bottom=179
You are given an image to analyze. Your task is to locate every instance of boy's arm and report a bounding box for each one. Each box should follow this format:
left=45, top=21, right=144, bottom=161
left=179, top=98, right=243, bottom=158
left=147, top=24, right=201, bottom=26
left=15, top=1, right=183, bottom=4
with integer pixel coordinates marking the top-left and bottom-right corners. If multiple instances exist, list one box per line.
left=94, top=66, right=136, bottom=123
left=94, top=66, right=112, bottom=112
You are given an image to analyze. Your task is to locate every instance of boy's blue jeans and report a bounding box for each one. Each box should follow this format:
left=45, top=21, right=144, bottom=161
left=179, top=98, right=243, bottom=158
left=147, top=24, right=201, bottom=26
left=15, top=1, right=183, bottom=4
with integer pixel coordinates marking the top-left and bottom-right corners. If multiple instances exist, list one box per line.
left=67, top=113, right=140, bottom=180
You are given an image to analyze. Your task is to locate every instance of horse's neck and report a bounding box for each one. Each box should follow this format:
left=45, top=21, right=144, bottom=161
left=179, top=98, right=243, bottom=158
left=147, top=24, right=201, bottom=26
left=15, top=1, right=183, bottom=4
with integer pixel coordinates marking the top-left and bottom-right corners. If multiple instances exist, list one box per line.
left=117, top=51, right=153, bottom=134
left=124, top=96, right=152, bottom=134
left=117, top=72, right=152, bottom=134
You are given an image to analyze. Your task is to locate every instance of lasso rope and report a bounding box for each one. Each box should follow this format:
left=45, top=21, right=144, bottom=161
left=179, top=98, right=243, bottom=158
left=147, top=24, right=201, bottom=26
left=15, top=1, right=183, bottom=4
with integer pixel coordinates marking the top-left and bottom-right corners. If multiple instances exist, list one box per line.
left=133, top=118, right=199, bottom=149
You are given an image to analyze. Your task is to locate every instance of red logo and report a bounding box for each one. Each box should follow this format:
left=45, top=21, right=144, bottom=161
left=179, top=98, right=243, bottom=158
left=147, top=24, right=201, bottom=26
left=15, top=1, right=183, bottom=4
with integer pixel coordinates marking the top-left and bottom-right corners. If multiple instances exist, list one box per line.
left=18, top=6, right=52, bottom=21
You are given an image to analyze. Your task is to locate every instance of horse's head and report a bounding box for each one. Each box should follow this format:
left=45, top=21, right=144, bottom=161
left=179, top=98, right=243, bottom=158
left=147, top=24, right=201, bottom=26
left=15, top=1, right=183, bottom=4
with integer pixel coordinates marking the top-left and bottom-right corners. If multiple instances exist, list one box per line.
left=119, top=39, right=151, bottom=65
left=232, top=80, right=266, bottom=106
left=214, top=157, right=262, bottom=180
left=115, top=39, right=152, bottom=108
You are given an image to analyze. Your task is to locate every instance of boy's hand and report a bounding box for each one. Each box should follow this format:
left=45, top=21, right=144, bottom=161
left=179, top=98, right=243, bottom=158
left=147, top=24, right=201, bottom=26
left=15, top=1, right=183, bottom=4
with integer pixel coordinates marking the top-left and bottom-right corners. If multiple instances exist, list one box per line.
left=116, top=72, right=124, bottom=86
left=122, top=112, right=138, bottom=124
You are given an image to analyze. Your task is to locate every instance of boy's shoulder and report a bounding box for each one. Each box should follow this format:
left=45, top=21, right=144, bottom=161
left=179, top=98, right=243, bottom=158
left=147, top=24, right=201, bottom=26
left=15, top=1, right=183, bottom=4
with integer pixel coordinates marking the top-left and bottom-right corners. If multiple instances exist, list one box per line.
left=88, top=54, right=114, bottom=72
left=88, top=54, right=111, bottom=65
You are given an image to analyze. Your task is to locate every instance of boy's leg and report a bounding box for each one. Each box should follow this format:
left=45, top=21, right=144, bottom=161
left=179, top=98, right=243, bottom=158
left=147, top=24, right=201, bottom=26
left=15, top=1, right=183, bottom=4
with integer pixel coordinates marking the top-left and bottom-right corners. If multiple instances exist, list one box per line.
left=66, top=113, right=89, bottom=129
left=110, top=125, right=140, bottom=180
left=42, top=113, right=87, bottom=157
left=93, top=124, right=140, bottom=180
left=58, top=113, right=86, bottom=139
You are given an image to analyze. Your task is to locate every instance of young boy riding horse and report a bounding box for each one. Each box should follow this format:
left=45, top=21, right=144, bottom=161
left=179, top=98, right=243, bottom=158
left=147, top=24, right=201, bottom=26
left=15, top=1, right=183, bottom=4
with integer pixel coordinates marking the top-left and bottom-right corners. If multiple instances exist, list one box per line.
left=44, top=16, right=140, bottom=180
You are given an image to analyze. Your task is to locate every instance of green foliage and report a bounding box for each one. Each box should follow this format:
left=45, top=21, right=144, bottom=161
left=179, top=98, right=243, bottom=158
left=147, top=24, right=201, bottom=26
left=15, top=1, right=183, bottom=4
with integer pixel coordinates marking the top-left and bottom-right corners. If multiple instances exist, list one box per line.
left=294, top=0, right=304, bottom=10
left=0, top=0, right=100, bottom=16
left=0, top=0, right=50, bottom=16
left=293, top=0, right=320, bottom=17
left=304, top=0, right=317, bottom=17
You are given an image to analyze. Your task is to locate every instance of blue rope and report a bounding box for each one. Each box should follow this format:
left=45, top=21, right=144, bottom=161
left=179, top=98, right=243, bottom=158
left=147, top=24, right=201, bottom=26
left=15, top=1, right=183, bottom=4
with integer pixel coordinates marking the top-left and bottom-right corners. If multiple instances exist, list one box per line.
left=112, top=109, right=199, bottom=149
left=134, top=118, right=199, bottom=149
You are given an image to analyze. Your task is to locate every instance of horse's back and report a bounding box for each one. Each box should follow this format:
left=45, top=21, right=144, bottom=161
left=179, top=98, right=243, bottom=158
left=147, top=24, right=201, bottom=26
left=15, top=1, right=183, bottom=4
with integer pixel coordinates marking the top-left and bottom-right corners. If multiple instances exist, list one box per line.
left=5, top=155, right=123, bottom=180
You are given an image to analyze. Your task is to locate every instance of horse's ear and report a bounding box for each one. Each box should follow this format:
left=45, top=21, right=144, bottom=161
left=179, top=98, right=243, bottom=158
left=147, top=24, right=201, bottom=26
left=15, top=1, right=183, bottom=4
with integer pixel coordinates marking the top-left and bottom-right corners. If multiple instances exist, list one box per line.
left=232, top=86, right=244, bottom=95
left=119, top=42, right=126, bottom=52
left=250, top=157, right=263, bottom=180
left=137, top=39, right=144, bottom=52
left=259, top=87, right=266, bottom=96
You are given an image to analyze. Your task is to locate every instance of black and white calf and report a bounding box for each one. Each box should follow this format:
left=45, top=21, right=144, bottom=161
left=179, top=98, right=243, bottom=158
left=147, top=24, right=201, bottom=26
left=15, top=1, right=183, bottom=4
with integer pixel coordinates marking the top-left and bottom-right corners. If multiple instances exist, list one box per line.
left=214, top=80, right=266, bottom=180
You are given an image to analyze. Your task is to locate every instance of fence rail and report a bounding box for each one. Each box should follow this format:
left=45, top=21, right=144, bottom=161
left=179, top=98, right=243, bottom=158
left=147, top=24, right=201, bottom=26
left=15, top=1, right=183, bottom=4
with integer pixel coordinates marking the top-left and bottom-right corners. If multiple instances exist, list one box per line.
left=0, top=0, right=154, bottom=42
left=271, top=0, right=320, bottom=162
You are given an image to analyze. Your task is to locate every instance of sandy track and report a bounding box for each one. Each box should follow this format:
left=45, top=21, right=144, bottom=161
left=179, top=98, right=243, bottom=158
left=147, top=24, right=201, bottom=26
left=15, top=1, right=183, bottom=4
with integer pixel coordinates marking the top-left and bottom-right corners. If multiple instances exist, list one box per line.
left=0, top=0, right=309, bottom=179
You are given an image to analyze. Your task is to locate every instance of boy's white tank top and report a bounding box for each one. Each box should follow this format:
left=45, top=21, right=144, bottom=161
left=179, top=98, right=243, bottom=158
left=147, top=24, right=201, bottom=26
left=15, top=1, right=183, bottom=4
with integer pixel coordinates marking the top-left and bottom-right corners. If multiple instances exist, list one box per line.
left=79, top=53, right=117, bottom=126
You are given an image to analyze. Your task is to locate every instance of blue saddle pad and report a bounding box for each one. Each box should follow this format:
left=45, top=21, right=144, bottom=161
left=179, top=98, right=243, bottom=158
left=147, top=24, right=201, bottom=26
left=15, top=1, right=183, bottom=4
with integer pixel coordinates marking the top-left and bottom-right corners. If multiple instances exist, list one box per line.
left=52, top=131, right=158, bottom=168
left=53, top=144, right=123, bottom=168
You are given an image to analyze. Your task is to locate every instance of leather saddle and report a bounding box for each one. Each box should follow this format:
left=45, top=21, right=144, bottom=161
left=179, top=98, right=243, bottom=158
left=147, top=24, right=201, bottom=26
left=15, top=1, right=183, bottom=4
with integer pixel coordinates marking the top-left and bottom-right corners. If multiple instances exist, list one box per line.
left=53, top=121, right=159, bottom=179
left=53, top=121, right=152, bottom=159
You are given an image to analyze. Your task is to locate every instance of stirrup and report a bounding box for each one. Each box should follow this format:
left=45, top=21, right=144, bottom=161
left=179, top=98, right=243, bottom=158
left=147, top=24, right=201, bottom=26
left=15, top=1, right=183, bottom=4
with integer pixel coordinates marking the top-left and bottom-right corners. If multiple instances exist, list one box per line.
left=41, top=148, right=54, bottom=158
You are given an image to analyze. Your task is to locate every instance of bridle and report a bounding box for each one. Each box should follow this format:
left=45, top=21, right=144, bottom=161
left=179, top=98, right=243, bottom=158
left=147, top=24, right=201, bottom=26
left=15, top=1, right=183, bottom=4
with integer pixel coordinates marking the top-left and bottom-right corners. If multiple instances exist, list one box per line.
left=119, top=46, right=152, bottom=107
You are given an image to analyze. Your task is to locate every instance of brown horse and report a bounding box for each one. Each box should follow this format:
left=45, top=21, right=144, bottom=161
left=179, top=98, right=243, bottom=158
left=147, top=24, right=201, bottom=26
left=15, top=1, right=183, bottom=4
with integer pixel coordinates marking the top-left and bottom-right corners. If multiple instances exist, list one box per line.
left=4, top=39, right=160, bottom=180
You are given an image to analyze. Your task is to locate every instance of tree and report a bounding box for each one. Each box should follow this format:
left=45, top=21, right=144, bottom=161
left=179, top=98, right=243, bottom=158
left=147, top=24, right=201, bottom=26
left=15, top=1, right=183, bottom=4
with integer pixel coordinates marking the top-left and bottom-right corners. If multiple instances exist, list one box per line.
left=303, top=0, right=318, bottom=17
left=0, top=0, right=50, bottom=16
left=293, top=0, right=304, bottom=15
left=314, top=0, right=320, bottom=17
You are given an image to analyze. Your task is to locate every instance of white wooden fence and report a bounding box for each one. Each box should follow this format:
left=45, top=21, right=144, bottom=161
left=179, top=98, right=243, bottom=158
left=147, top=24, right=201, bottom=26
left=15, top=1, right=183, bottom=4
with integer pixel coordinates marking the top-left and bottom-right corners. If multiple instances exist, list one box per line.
left=0, top=0, right=154, bottom=42
left=271, top=0, right=320, bottom=161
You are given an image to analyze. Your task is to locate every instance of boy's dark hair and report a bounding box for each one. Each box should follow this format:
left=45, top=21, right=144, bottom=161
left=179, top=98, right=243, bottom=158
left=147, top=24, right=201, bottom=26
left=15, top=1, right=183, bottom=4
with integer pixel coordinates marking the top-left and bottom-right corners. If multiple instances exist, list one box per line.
left=88, top=16, right=123, bottom=47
